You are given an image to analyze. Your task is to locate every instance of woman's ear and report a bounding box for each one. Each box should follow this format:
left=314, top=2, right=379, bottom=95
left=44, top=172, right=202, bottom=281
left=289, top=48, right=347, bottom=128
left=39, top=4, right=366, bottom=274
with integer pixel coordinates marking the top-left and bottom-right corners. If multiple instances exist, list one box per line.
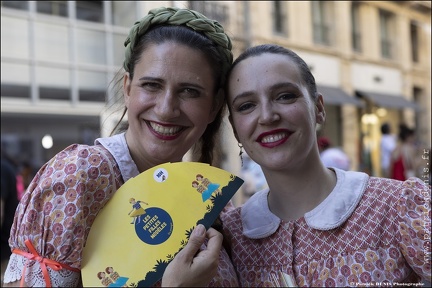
left=123, top=72, right=131, bottom=108
left=315, top=93, right=326, bottom=124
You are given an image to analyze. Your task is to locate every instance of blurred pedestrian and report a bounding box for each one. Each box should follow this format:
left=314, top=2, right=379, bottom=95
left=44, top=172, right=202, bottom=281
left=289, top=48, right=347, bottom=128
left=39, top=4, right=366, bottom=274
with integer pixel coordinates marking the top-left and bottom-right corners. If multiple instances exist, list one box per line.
left=318, top=136, right=351, bottom=171
left=390, top=124, right=417, bottom=180
left=380, top=122, right=396, bottom=178
left=16, top=162, right=34, bottom=201
left=1, top=151, right=19, bottom=284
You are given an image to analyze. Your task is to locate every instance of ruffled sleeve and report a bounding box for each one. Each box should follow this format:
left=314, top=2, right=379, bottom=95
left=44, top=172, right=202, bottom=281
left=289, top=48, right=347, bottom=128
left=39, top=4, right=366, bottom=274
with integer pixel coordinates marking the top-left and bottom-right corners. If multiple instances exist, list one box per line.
left=397, top=177, right=431, bottom=282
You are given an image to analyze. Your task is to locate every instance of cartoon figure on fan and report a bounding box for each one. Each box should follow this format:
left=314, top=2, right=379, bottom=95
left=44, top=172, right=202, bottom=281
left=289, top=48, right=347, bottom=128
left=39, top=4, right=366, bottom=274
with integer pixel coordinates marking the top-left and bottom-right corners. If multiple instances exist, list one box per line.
left=128, top=198, right=149, bottom=224
left=105, top=266, right=129, bottom=287
left=97, top=271, right=113, bottom=287
left=193, top=174, right=221, bottom=202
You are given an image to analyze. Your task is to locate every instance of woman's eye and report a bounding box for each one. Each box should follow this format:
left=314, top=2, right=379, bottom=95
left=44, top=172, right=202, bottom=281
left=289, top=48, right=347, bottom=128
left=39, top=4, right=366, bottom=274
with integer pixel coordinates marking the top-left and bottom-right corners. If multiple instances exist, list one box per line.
left=237, top=102, right=255, bottom=112
left=180, top=88, right=200, bottom=98
left=277, top=93, right=297, bottom=101
left=142, top=82, right=161, bottom=91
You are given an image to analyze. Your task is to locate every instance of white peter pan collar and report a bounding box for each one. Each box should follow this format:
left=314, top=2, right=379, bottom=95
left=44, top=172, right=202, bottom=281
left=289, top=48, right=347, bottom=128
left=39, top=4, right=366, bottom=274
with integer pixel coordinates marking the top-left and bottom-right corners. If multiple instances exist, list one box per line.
left=241, top=168, right=369, bottom=239
left=95, top=132, right=140, bottom=183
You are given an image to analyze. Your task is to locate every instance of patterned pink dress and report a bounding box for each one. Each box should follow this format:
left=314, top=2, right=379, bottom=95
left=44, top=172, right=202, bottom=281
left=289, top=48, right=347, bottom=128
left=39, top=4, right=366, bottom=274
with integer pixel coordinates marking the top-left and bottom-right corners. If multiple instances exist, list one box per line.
left=4, top=133, right=238, bottom=287
left=222, top=169, right=431, bottom=287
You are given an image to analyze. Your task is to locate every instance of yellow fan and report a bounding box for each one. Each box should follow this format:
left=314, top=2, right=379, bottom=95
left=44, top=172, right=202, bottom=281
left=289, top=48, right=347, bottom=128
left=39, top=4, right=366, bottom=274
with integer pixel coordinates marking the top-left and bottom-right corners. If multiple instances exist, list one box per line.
left=82, top=162, right=243, bottom=287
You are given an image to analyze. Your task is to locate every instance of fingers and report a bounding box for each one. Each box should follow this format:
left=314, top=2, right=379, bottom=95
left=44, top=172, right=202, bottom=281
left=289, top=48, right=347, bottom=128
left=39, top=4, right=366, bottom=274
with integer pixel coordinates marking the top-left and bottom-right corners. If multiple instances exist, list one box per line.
left=161, top=225, right=223, bottom=287
left=177, top=224, right=206, bottom=263
left=190, top=227, right=222, bottom=278
left=202, top=227, right=223, bottom=257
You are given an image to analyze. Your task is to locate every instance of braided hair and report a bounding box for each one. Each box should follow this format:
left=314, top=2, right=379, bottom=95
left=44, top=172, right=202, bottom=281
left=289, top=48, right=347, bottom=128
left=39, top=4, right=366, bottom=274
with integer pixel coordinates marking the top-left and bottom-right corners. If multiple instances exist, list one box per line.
left=112, top=7, right=233, bottom=165
left=124, top=7, right=232, bottom=87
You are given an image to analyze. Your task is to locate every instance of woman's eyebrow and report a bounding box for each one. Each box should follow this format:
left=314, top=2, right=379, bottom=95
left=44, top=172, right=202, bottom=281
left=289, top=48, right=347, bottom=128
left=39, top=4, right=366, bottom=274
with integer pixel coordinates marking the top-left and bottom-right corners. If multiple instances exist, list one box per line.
left=268, top=82, right=300, bottom=92
left=231, top=91, right=255, bottom=104
left=138, top=77, right=205, bottom=90
left=138, top=76, right=163, bottom=82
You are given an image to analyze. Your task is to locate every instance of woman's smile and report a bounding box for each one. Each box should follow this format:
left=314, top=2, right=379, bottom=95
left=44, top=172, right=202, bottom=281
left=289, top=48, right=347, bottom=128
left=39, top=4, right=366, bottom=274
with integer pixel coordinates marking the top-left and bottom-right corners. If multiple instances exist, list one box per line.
left=146, top=120, right=185, bottom=140
left=257, top=129, right=291, bottom=148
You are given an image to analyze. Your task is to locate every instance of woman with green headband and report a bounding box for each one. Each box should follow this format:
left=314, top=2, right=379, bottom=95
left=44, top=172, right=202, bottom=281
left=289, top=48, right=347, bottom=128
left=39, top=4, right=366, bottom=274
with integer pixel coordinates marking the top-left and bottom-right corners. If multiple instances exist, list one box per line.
left=3, top=7, right=236, bottom=287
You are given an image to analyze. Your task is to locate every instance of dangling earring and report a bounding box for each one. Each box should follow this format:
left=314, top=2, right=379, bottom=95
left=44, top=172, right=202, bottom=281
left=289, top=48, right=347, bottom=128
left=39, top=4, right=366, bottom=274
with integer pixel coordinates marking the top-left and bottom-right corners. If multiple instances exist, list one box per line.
left=238, top=143, right=244, bottom=167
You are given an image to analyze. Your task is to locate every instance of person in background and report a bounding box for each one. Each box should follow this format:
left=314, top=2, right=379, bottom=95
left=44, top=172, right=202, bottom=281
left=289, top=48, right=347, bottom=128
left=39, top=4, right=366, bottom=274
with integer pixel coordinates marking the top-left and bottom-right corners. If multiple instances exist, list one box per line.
left=317, top=136, right=351, bottom=171
left=390, top=124, right=418, bottom=181
left=1, top=150, right=19, bottom=284
left=15, top=162, right=35, bottom=201
left=3, top=7, right=236, bottom=287
left=223, top=44, right=431, bottom=286
left=380, top=122, right=396, bottom=178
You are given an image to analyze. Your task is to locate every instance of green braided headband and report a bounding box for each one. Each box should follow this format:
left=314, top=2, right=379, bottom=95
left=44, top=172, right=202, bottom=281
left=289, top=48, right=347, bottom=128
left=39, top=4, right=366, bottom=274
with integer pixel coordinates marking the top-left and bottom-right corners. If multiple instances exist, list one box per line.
left=123, top=7, right=233, bottom=85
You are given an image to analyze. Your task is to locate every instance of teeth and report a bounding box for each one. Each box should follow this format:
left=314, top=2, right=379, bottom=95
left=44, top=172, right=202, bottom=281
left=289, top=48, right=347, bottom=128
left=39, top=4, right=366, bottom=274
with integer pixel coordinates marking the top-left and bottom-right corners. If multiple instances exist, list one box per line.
left=150, top=122, right=182, bottom=135
left=261, top=133, right=287, bottom=143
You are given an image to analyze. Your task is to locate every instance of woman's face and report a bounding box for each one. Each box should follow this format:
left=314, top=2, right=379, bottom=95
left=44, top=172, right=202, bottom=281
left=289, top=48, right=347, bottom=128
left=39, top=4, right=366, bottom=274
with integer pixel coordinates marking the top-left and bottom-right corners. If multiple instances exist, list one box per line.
left=124, top=42, right=219, bottom=170
left=228, top=53, right=325, bottom=171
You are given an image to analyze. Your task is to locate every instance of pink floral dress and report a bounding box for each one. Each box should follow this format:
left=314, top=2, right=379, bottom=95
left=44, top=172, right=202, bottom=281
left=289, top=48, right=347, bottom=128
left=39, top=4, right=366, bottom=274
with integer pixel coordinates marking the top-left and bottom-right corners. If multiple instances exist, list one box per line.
left=222, top=169, right=431, bottom=287
left=4, top=133, right=238, bottom=287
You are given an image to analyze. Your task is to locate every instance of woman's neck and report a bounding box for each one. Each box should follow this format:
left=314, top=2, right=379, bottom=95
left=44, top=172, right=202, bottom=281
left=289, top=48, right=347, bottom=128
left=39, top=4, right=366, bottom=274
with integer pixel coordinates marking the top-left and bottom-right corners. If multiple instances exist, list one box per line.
left=264, top=162, right=337, bottom=222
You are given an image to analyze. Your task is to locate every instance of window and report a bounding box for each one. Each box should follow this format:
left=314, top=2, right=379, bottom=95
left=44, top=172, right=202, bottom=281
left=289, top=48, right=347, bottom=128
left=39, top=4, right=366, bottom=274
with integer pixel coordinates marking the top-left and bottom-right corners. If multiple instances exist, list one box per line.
left=1, top=62, right=30, bottom=99
left=311, top=1, right=334, bottom=46
left=1, top=16, right=30, bottom=59
left=351, top=2, right=362, bottom=53
left=1, top=1, right=28, bottom=10
left=0, top=83, right=30, bottom=98
left=272, top=1, right=287, bottom=35
left=111, top=1, right=136, bottom=27
left=78, top=70, right=107, bottom=102
left=76, top=28, right=106, bottom=65
left=379, top=9, right=395, bottom=59
left=36, top=66, right=70, bottom=101
left=410, top=21, right=419, bottom=62
left=188, top=1, right=229, bottom=26
left=37, top=1, right=68, bottom=17
left=35, top=22, right=69, bottom=63
left=113, top=33, right=127, bottom=66
left=76, top=1, right=103, bottom=23
left=39, top=86, right=70, bottom=100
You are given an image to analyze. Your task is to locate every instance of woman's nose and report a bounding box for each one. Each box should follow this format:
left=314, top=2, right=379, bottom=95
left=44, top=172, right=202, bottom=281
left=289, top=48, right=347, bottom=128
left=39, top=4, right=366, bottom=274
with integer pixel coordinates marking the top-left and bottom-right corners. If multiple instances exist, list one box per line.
left=258, top=103, right=280, bottom=125
left=155, top=90, right=181, bottom=119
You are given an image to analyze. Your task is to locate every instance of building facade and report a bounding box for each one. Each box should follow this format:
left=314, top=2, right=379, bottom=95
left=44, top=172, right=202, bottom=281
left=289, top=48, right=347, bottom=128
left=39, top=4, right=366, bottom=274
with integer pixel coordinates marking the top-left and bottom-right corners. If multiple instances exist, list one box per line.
left=1, top=1, right=431, bottom=206
left=1, top=1, right=168, bottom=168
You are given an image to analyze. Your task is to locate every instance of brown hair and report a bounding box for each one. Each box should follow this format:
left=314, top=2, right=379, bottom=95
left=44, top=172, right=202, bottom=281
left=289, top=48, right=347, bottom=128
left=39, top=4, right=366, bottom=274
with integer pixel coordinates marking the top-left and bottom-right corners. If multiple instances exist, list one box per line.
left=109, top=7, right=233, bottom=165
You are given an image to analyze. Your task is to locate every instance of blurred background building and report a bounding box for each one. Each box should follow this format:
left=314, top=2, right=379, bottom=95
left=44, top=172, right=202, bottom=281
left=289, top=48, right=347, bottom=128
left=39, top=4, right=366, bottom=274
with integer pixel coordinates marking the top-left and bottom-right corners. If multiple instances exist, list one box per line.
left=1, top=1, right=431, bottom=206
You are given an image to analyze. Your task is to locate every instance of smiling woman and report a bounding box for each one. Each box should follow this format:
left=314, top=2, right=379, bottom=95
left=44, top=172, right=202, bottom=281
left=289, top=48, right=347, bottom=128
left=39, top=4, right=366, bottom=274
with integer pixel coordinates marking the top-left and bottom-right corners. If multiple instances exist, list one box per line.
left=222, top=44, right=431, bottom=287
left=2, top=6, right=235, bottom=288
left=227, top=49, right=323, bottom=171
left=123, top=41, right=219, bottom=172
